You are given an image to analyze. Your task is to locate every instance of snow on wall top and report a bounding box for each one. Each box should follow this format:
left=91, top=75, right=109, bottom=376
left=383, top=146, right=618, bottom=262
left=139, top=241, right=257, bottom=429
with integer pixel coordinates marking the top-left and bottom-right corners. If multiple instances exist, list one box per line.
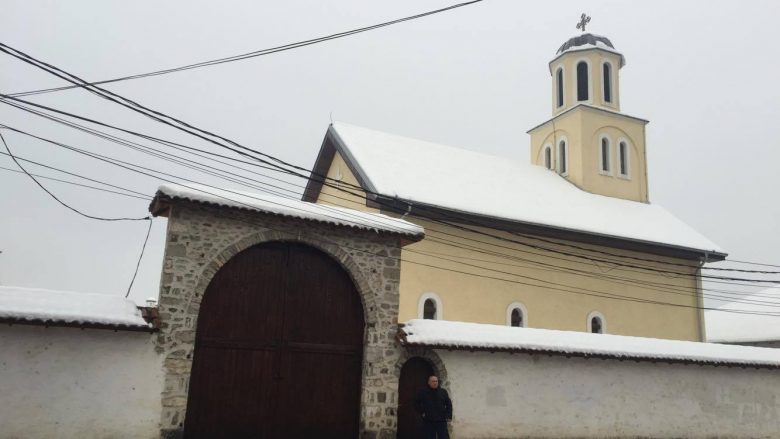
left=156, top=183, right=424, bottom=238
left=0, top=286, right=150, bottom=328
left=400, top=319, right=780, bottom=368
left=705, top=286, right=780, bottom=343
left=331, top=122, right=724, bottom=255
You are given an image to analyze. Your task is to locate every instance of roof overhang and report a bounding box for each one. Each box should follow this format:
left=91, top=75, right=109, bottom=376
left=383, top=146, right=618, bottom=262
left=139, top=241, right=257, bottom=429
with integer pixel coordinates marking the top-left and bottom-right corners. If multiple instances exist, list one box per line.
left=374, top=195, right=726, bottom=262
left=548, top=46, right=626, bottom=74
left=527, top=104, right=649, bottom=134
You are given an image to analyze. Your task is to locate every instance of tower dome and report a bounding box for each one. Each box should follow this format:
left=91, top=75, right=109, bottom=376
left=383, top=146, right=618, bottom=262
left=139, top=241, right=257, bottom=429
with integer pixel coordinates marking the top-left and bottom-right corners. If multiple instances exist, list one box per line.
left=554, top=33, right=625, bottom=67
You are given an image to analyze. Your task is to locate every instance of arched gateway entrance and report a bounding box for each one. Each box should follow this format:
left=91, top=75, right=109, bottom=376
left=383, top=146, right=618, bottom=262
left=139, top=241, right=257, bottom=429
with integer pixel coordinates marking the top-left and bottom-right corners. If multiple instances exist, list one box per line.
left=183, top=242, right=365, bottom=438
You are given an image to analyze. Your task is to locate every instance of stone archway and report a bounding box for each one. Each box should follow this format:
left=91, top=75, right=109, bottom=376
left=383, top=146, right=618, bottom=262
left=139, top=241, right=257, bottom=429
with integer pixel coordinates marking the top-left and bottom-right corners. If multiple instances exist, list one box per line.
left=154, top=206, right=406, bottom=439
left=395, top=348, right=450, bottom=438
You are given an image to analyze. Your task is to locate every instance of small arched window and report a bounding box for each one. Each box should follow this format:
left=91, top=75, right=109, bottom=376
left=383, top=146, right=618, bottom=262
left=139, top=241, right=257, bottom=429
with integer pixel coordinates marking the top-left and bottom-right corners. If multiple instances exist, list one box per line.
left=587, top=311, right=606, bottom=334
left=423, top=299, right=436, bottom=320
left=418, top=292, right=442, bottom=320
left=618, top=141, right=629, bottom=177
left=603, top=62, right=612, bottom=103
left=577, top=61, right=589, bottom=101
left=544, top=145, right=552, bottom=170
left=556, top=67, right=564, bottom=108
left=506, top=302, right=528, bottom=327
left=557, top=140, right=568, bottom=175
left=511, top=309, right=523, bottom=327
left=600, top=137, right=611, bottom=174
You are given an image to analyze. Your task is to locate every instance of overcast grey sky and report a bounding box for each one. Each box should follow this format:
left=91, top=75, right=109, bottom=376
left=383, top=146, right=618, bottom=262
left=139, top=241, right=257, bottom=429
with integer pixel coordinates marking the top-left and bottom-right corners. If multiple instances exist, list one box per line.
left=1, top=0, right=778, bottom=307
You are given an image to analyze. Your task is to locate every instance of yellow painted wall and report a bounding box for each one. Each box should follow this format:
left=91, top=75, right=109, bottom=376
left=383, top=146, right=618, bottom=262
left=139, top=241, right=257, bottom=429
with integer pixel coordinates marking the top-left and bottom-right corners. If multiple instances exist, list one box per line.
left=316, top=151, right=377, bottom=213
left=529, top=107, right=649, bottom=202
left=316, top=152, right=703, bottom=341
left=550, top=49, right=623, bottom=115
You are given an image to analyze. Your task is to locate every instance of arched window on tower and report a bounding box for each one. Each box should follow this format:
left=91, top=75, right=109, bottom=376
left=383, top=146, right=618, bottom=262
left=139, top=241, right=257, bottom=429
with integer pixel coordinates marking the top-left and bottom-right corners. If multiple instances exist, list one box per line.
left=556, top=67, right=564, bottom=108
left=619, top=141, right=629, bottom=177
left=600, top=137, right=611, bottom=174
left=603, top=62, right=612, bottom=104
left=577, top=61, right=589, bottom=101
left=557, top=140, right=568, bottom=175
left=544, top=145, right=552, bottom=170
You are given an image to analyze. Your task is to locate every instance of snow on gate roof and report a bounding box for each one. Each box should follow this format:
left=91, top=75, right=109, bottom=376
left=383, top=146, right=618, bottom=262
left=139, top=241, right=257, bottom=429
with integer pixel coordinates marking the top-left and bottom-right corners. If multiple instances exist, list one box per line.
left=329, top=122, right=725, bottom=257
left=399, top=319, right=780, bottom=368
left=153, top=183, right=424, bottom=238
left=0, top=286, right=151, bottom=330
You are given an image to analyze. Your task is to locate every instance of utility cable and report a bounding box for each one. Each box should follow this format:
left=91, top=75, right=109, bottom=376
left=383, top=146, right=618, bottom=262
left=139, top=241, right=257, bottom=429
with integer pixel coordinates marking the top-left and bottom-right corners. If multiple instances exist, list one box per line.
left=0, top=129, right=150, bottom=221
left=7, top=1, right=485, bottom=97
left=125, top=218, right=153, bottom=298
left=3, top=47, right=779, bottom=277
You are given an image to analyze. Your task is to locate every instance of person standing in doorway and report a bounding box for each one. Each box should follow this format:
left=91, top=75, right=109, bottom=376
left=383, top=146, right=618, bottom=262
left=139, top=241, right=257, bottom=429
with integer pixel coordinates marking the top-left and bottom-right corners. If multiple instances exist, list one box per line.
left=413, top=375, right=452, bottom=439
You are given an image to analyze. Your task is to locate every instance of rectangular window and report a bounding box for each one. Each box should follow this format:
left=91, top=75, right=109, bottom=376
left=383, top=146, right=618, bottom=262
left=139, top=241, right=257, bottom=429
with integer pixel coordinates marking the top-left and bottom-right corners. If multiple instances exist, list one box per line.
left=603, top=63, right=612, bottom=103
left=556, top=69, right=564, bottom=107
left=601, top=139, right=610, bottom=172
left=577, top=62, right=589, bottom=101
left=619, top=142, right=628, bottom=176
left=559, top=142, right=567, bottom=174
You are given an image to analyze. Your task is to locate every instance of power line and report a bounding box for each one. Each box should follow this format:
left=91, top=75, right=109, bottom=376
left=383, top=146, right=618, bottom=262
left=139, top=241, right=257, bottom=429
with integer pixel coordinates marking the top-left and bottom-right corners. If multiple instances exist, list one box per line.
left=10, top=123, right=780, bottom=312
left=4, top=92, right=779, bottom=290
left=8, top=116, right=780, bottom=313
left=4, top=93, right=779, bottom=291
left=125, top=218, right=153, bottom=298
left=0, top=129, right=150, bottom=221
left=0, top=163, right=151, bottom=200
left=7, top=1, right=485, bottom=97
left=4, top=46, right=779, bottom=278
left=0, top=147, right=150, bottom=198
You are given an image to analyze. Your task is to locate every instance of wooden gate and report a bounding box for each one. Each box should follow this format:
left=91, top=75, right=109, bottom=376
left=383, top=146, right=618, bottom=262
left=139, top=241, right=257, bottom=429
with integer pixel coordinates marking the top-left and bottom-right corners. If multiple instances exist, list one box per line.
left=183, top=242, right=365, bottom=438
left=396, top=357, right=435, bottom=439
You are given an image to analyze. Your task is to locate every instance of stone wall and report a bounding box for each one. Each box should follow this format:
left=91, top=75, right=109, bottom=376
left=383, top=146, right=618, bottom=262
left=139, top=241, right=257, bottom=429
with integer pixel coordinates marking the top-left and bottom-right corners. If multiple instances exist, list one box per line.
left=436, top=349, right=780, bottom=438
left=155, top=200, right=407, bottom=438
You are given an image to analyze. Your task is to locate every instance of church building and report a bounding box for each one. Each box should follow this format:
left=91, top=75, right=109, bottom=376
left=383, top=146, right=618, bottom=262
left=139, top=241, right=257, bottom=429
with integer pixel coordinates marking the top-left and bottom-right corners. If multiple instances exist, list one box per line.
left=304, top=31, right=726, bottom=342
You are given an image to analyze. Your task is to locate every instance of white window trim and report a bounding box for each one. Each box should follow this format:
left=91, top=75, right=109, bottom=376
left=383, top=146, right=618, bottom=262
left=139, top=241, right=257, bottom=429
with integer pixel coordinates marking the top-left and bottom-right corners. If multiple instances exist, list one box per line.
left=506, top=302, right=528, bottom=328
left=554, top=64, right=566, bottom=112
left=617, top=137, right=631, bottom=179
left=601, top=59, right=616, bottom=108
left=556, top=136, right=569, bottom=177
left=418, top=292, right=443, bottom=320
left=542, top=144, right=553, bottom=170
left=598, top=134, right=613, bottom=176
left=572, top=58, right=593, bottom=104
left=587, top=310, right=607, bottom=334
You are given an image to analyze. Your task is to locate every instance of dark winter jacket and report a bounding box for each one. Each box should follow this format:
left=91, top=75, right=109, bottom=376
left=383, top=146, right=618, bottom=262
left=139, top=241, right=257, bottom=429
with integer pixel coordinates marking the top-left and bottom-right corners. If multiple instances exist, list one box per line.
left=414, top=387, right=453, bottom=422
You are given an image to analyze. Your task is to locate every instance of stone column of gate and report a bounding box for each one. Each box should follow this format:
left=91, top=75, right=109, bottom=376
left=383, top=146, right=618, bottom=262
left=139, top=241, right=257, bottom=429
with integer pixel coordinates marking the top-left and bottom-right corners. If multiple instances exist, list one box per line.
left=152, top=201, right=406, bottom=439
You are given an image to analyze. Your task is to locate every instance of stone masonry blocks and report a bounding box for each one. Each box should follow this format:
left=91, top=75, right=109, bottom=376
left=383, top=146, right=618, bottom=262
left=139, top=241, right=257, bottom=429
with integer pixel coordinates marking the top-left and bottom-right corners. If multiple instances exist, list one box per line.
left=155, top=201, right=406, bottom=438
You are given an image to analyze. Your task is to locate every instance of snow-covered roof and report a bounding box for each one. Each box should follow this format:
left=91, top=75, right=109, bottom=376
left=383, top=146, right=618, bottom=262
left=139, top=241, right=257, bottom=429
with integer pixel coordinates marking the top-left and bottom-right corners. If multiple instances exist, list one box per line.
left=399, top=319, right=780, bottom=368
left=551, top=33, right=626, bottom=68
left=0, top=286, right=151, bottom=329
left=705, top=286, right=780, bottom=343
left=154, top=183, right=424, bottom=238
left=329, top=122, right=724, bottom=256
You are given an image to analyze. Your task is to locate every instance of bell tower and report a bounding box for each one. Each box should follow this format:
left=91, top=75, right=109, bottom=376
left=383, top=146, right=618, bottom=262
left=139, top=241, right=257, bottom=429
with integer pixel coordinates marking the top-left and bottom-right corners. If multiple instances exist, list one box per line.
left=528, top=15, right=649, bottom=203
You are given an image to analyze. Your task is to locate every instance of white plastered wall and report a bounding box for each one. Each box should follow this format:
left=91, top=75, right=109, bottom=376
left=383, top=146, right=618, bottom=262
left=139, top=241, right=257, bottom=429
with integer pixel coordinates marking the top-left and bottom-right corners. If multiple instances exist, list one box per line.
left=0, top=325, right=163, bottom=439
left=437, top=349, right=780, bottom=438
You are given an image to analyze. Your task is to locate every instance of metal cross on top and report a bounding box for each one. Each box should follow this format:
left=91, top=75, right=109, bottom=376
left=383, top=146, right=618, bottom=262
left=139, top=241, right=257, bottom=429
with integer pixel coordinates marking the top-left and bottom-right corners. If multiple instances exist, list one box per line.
left=576, top=13, right=591, bottom=32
